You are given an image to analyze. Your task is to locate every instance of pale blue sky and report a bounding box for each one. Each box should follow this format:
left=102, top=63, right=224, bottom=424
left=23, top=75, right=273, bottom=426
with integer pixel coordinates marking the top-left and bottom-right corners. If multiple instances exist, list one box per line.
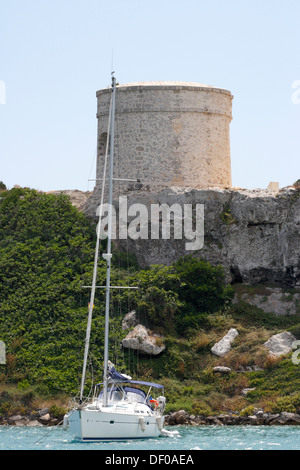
left=0, top=0, right=300, bottom=192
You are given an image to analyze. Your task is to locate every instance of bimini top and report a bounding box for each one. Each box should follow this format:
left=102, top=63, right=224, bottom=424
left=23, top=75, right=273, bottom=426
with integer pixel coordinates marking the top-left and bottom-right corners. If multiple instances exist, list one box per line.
left=97, top=366, right=164, bottom=390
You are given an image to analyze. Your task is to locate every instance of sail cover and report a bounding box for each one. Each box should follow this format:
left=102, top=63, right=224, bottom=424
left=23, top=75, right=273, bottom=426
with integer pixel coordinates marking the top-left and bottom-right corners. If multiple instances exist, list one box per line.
left=104, top=366, right=164, bottom=389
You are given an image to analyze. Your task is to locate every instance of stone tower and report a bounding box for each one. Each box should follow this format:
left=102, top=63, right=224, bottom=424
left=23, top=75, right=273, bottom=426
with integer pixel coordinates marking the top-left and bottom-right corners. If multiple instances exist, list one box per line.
left=96, top=81, right=233, bottom=192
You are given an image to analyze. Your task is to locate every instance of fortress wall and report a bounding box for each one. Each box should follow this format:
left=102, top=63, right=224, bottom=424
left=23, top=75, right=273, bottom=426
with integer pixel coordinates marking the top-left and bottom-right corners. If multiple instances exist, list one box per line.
left=96, top=82, right=233, bottom=192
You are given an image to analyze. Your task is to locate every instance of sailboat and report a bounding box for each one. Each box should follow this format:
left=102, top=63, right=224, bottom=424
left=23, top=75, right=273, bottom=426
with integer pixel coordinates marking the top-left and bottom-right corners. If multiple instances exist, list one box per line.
left=63, top=74, right=167, bottom=441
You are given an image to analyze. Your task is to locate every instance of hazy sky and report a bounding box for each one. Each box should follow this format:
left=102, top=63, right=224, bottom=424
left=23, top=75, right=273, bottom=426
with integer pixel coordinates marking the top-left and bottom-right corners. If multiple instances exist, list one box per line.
left=1, top=0, right=300, bottom=192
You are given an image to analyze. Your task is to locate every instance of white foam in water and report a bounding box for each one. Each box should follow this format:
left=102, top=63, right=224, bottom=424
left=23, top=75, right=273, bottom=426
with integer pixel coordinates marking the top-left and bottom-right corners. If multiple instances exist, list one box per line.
left=1, top=425, right=300, bottom=450
left=160, top=428, right=180, bottom=438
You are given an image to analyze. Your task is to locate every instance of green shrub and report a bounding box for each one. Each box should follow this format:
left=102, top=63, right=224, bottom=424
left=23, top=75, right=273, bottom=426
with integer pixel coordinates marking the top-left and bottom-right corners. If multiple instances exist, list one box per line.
left=49, top=404, right=67, bottom=420
left=192, top=401, right=213, bottom=416
left=174, top=255, right=233, bottom=312
left=173, top=256, right=233, bottom=335
left=0, top=188, right=118, bottom=394
left=230, top=301, right=299, bottom=330
left=165, top=398, right=194, bottom=415
left=129, top=264, right=183, bottom=332
left=17, top=380, right=30, bottom=390
left=265, top=395, right=300, bottom=413
left=240, top=405, right=255, bottom=416
left=288, top=323, right=300, bottom=339
left=220, top=203, right=236, bottom=225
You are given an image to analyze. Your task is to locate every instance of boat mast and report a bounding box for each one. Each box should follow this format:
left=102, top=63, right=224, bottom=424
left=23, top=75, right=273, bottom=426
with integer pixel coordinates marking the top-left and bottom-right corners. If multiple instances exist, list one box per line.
left=79, top=73, right=116, bottom=404
left=102, top=73, right=116, bottom=407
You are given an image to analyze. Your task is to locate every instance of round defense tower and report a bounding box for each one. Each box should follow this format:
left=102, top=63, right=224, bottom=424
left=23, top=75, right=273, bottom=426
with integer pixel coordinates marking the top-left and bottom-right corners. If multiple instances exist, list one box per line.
left=96, top=81, right=233, bottom=192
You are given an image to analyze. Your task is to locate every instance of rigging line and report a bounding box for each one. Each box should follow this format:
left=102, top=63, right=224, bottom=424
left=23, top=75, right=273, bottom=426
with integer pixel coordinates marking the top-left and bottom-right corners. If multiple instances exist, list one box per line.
left=87, top=147, right=97, bottom=191
left=89, top=350, right=103, bottom=371
left=102, top=74, right=117, bottom=407
left=135, top=240, right=144, bottom=378
left=34, top=419, right=64, bottom=446
left=82, top=285, right=138, bottom=289
left=115, top=115, right=123, bottom=370
left=79, top=86, right=113, bottom=403
left=87, top=357, right=94, bottom=399
left=80, top=356, right=95, bottom=404
left=111, top=48, right=114, bottom=75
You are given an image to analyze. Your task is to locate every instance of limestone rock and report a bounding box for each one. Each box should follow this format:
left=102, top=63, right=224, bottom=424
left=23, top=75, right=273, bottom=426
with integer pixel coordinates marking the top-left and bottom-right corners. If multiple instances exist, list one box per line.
left=269, top=412, right=300, bottom=425
left=31, top=407, right=49, bottom=419
left=84, top=186, right=300, bottom=288
left=75, top=185, right=300, bottom=367
left=233, top=288, right=300, bottom=316
left=84, top=186, right=300, bottom=287
left=38, top=413, right=51, bottom=425
left=27, top=420, right=43, bottom=427
left=122, top=324, right=165, bottom=355
left=7, top=415, right=26, bottom=426
left=241, top=388, right=256, bottom=396
left=0, top=340, right=5, bottom=364
left=211, top=328, right=239, bottom=357
left=264, top=331, right=296, bottom=357
left=213, top=366, right=232, bottom=374
left=47, top=190, right=91, bottom=212
left=168, top=410, right=189, bottom=425
left=122, top=310, right=138, bottom=330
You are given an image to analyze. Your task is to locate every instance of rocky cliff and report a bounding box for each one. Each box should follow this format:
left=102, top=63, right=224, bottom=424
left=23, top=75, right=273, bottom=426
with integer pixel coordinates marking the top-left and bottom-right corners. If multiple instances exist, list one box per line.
left=83, top=185, right=300, bottom=288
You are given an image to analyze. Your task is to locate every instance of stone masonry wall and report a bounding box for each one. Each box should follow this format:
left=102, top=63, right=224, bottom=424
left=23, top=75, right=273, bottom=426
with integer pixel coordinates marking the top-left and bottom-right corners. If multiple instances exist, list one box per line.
left=96, top=82, right=233, bottom=193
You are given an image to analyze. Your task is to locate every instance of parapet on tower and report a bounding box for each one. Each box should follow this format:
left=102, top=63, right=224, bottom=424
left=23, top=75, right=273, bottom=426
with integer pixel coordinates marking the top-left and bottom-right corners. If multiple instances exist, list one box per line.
left=96, top=81, right=233, bottom=192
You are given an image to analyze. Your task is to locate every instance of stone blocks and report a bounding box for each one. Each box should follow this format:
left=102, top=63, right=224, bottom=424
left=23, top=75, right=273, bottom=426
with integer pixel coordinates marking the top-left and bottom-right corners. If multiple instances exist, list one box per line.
left=96, top=81, right=233, bottom=192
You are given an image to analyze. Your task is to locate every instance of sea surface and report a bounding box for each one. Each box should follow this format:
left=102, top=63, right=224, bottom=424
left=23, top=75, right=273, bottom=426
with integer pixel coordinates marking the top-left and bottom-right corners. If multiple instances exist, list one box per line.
left=0, top=424, right=300, bottom=451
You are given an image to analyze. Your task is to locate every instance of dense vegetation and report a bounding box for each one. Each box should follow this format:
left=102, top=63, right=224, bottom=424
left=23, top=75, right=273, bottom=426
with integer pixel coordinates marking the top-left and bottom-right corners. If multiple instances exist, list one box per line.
left=0, top=188, right=230, bottom=394
left=0, top=187, right=101, bottom=394
left=1, top=187, right=300, bottom=418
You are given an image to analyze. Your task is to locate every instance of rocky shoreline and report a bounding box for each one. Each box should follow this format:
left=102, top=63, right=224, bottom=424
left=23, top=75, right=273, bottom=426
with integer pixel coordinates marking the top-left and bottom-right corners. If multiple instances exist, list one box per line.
left=2, top=407, right=300, bottom=427
left=165, top=409, right=300, bottom=426
left=0, top=407, right=62, bottom=427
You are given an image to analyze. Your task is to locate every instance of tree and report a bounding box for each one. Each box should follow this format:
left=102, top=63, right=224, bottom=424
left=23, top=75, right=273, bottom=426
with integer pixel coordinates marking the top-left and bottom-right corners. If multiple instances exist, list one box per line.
left=173, top=255, right=233, bottom=334
left=0, top=187, right=121, bottom=394
left=129, top=265, right=183, bottom=333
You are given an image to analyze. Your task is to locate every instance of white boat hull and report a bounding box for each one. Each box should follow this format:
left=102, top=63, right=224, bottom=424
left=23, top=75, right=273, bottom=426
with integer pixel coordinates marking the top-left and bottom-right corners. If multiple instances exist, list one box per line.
left=66, top=407, right=164, bottom=441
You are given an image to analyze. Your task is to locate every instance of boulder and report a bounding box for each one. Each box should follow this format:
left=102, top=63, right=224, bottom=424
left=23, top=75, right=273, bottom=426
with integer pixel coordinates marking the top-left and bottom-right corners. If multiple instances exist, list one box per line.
left=122, top=310, right=138, bottom=330
left=247, top=415, right=260, bottom=425
left=30, top=407, right=50, bottom=421
left=36, top=407, right=50, bottom=417
left=0, top=340, right=5, bottom=364
left=213, top=366, right=232, bottom=374
left=7, top=415, right=27, bottom=426
left=233, top=288, right=300, bottom=316
left=168, top=410, right=189, bottom=425
left=122, top=324, right=165, bottom=355
left=38, top=413, right=51, bottom=425
left=27, top=420, right=43, bottom=427
left=264, top=331, right=296, bottom=357
left=205, top=416, right=224, bottom=426
left=211, top=328, right=239, bottom=357
left=269, top=412, right=300, bottom=425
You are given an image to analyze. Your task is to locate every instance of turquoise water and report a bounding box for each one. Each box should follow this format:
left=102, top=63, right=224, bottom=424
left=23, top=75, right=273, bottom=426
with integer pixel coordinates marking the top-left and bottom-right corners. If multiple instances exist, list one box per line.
left=0, top=425, right=300, bottom=450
